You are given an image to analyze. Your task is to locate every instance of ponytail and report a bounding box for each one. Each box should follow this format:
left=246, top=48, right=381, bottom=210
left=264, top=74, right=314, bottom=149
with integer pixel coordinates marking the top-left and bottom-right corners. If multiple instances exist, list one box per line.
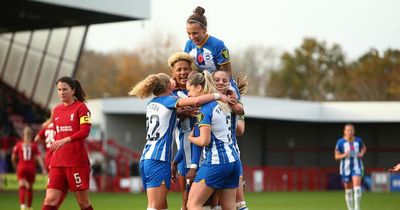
left=235, top=73, right=249, bottom=96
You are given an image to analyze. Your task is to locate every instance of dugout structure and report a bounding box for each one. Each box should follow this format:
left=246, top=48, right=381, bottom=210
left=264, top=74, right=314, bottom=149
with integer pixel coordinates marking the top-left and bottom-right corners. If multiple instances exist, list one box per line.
left=0, top=0, right=150, bottom=108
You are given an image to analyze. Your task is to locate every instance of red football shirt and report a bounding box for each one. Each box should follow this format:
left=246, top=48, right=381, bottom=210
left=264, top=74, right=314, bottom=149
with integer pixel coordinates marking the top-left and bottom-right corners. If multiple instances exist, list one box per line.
left=51, top=100, right=91, bottom=167
left=37, top=123, right=55, bottom=168
left=12, top=141, right=40, bottom=169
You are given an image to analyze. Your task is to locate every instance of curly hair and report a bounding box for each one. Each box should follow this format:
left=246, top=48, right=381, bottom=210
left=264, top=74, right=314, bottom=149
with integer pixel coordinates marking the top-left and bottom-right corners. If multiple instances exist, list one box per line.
left=128, top=73, right=171, bottom=99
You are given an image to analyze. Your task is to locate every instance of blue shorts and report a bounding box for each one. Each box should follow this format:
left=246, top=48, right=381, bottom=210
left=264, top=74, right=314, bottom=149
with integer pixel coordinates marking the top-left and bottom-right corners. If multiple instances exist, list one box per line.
left=140, top=159, right=171, bottom=190
left=194, top=161, right=241, bottom=189
left=341, top=169, right=363, bottom=183
left=177, top=161, right=186, bottom=176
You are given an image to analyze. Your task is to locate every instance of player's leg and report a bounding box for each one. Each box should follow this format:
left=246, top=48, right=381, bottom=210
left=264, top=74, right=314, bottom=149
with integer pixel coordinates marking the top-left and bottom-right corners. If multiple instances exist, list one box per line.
left=187, top=181, right=214, bottom=210
left=236, top=176, right=248, bottom=210
left=18, top=179, right=28, bottom=210
left=352, top=176, right=362, bottom=210
left=220, top=161, right=241, bottom=210
left=26, top=170, right=36, bottom=210
left=43, top=167, right=68, bottom=209
left=56, top=191, right=68, bottom=209
left=178, top=174, right=189, bottom=210
left=42, top=189, right=64, bottom=210
left=74, top=190, right=93, bottom=210
left=142, top=159, right=171, bottom=209
left=26, top=182, right=34, bottom=210
left=67, top=167, right=93, bottom=210
left=147, top=185, right=169, bottom=209
left=219, top=188, right=236, bottom=210
left=343, top=177, right=354, bottom=210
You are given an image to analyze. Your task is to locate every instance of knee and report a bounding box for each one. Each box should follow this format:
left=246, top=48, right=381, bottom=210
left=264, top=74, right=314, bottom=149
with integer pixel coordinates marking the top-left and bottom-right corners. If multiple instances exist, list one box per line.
left=44, top=194, right=60, bottom=206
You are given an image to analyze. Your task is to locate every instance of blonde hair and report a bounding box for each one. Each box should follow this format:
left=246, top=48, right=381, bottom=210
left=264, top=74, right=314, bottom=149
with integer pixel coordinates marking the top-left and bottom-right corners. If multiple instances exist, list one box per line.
left=23, top=126, right=33, bottom=143
left=188, top=71, right=231, bottom=113
left=235, top=73, right=249, bottom=96
left=129, top=73, right=171, bottom=99
left=168, top=52, right=193, bottom=68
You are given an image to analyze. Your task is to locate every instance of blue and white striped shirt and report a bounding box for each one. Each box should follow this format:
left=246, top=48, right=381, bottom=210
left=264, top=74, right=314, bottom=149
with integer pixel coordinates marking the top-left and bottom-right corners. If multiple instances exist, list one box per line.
left=141, top=95, right=179, bottom=162
left=196, top=101, right=239, bottom=165
left=335, top=137, right=365, bottom=176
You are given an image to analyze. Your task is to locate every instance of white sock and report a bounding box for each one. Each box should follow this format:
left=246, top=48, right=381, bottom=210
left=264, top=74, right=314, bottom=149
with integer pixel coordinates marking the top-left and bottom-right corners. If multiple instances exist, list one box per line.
left=354, top=186, right=362, bottom=210
left=345, top=189, right=354, bottom=210
left=202, top=206, right=213, bottom=210
left=236, top=201, right=249, bottom=210
left=20, top=204, right=26, bottom=210
left=212, top=206, right=222, bottom=210
left=147, top=208, right=157, bottom=210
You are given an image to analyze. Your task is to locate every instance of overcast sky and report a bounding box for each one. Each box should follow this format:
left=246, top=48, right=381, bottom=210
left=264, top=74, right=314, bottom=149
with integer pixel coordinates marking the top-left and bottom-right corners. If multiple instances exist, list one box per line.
left=84, top=0, right=400, bottom=60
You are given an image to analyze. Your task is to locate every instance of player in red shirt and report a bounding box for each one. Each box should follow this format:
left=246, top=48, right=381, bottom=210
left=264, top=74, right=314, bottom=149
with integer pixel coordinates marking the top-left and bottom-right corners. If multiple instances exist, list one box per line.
left=12, top=126, right=46, bottom=210
left=35, top=117, right=66, bottom=209
left=41, top=77, right=94, bottom=210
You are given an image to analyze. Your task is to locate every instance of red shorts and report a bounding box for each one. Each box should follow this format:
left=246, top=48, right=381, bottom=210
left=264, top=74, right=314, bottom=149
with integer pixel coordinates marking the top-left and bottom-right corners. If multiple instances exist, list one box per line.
left=47, top=166, right=90, bottom=192
left=17, top=167, right=36, bottom=184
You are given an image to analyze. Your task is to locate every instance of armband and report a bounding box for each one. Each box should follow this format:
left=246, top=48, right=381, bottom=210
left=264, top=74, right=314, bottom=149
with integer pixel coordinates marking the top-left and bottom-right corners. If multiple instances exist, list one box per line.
left=189, top=164, right=198, bottom=169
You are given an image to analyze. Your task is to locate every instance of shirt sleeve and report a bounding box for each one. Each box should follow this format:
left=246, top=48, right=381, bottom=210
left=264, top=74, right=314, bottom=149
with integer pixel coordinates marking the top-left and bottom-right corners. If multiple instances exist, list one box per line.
left=335, top=140, right=343, bottom=153
left=190, top=144, right=202, bottom=165
left=173, top=148, right=183, bottom=164
left=184, top=40, right=191, bottom=53
left=197, top=104, right=212, bottom=127
left=37, top=127, right=46, bottom=139
left=215, top=41, right=230, bottom=65
left=70, top=104, right=91, bottom=142
left=163, top=95, right=180, bottom=109
left=12, top=144, right=18, bottom=155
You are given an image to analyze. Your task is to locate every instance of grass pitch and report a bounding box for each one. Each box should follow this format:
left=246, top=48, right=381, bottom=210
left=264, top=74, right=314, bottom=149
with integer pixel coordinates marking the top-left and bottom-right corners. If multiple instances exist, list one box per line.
left=0, top=191, right=398, bottom=210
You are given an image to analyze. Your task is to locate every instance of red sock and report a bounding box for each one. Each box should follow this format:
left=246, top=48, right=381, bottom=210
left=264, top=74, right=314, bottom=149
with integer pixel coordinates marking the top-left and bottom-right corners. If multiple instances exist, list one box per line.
left=57, top=192, right=67, bottom=208
left=27, top=188, right=33, bottom=207
left=42, top=205, right=57, bottom=210
left=19, top=186, right=26, bottom=205
left=82, top=205, right=94, bottom=210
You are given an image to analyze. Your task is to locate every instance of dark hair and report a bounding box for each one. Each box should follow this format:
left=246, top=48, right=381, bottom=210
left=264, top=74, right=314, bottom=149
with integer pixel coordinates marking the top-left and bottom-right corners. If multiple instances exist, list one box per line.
left=186, top=6, right=207, bottom=28
left=56, top=76, right=86, bottom=102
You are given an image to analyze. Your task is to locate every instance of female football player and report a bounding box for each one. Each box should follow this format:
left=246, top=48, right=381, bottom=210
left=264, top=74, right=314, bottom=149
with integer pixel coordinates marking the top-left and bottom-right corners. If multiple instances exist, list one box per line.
left=334, top=124, right=367, bottom=210
left=187, top=71, right=241, bottom=210
left=41, top=77, right=94, bottom=210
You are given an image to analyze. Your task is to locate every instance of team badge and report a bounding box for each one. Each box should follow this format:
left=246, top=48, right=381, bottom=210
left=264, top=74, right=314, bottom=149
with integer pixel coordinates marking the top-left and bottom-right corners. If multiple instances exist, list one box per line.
left=196, top=112, right=204, bottom=123
left=221, top=49, right=229, bottom=59
left=70, top=113, right=74, bottom=121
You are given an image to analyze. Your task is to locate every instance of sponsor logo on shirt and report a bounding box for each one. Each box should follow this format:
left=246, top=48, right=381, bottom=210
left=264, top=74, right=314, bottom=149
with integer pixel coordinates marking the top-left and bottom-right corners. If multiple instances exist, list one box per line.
left=56, top=125, right=73, bottom=133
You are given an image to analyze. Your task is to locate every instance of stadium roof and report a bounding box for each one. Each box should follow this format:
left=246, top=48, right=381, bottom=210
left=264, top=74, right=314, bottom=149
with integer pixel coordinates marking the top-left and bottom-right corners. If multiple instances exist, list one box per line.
left=87, top=96, right=400, bottom=123
left=1, top=0, right=149, bottom=32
